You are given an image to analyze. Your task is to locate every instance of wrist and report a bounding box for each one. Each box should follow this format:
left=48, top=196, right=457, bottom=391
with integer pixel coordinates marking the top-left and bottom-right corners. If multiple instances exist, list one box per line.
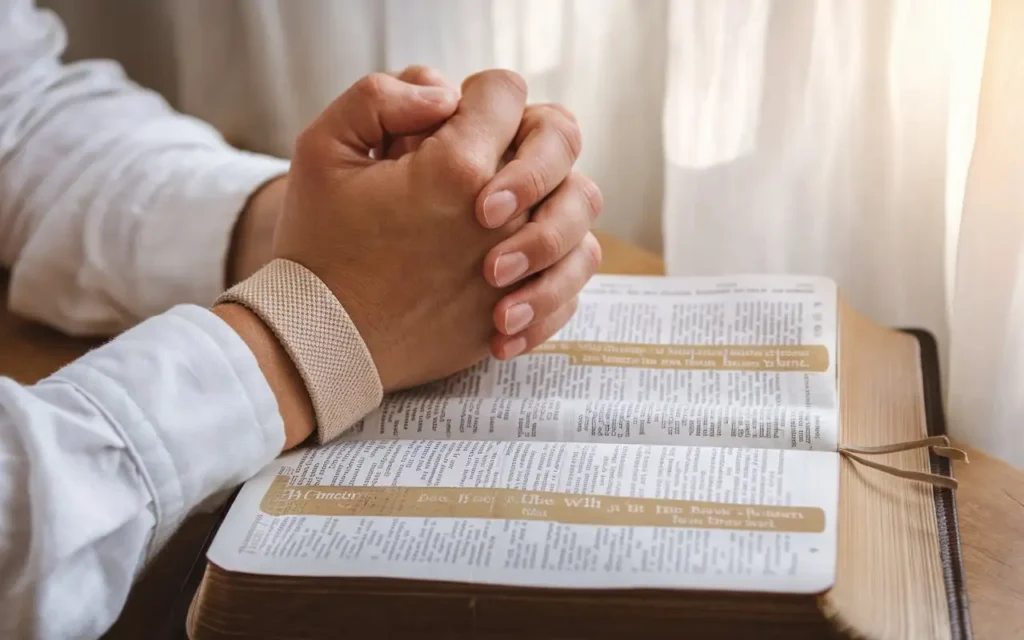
left=212, top=302, right=314, bottom=451
left=227, top=176, right=288, bottom=287
left=216, top=259, right=384, bottom=444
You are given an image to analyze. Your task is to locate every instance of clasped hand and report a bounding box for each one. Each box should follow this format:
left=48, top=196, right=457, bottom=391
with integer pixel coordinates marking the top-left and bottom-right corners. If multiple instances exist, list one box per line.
left=273, top=67, right=602, bottom=392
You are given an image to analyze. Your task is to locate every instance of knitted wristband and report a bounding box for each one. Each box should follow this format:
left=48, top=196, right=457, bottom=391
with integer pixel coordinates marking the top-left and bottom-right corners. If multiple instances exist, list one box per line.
left=215, top=259, right=383, bottom=444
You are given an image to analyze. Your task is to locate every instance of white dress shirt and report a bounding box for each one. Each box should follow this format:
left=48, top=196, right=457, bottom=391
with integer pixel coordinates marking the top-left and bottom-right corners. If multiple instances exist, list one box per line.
left=1, top=0, right=291, bottom=637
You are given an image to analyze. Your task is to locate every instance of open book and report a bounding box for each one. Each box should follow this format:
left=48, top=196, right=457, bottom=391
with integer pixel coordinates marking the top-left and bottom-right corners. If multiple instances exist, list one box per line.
left=186, top=275, right=969, bottom=639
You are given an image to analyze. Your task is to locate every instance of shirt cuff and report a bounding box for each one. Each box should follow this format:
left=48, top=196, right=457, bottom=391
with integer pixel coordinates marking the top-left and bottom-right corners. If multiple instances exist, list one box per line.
left=133, top=152, right=290, bottom=315
left=49, top=304, right=285, bottom=555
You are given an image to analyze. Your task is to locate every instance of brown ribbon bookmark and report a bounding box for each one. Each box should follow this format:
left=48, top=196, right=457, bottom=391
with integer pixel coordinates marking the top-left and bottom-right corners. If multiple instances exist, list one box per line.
left=838, top=436, right=968, bottom=490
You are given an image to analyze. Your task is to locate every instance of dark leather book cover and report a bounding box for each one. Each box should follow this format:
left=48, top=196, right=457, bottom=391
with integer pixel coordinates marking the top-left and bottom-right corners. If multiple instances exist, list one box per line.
left=905, top=329, right=973, bottom=640
left=163, top=329, right=972, bottom=639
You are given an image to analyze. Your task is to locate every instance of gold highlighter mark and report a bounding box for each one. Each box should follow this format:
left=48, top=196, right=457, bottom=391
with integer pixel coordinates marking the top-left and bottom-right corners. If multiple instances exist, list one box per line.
left=530, top=341, right=830, bottom=372
left=259, top=477, right=824, bottom=534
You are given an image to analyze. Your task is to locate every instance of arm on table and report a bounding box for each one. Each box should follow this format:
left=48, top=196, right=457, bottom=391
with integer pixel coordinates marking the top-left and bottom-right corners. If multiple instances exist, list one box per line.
left=0, top=0, right=288, bottom=337
left=0, top=301, right=317, bottom=639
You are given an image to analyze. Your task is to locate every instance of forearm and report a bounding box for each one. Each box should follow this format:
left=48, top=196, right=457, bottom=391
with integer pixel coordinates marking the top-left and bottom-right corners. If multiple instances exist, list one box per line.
left=0, top=302, right=321, bottom=638
left=0, top=0, right=289, bottom=335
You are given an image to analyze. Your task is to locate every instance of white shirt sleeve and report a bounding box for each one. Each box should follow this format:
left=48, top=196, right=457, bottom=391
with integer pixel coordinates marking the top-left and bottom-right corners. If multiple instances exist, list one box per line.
left=0, top=304, right=285, bottom=639
left=0, top=0, right=290, bottom=336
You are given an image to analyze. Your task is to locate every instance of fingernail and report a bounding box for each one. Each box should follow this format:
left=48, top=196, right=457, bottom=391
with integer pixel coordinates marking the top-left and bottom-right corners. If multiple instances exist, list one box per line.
left=418, top=85, right=459, bottom=104
left=503, top=336, right=528, bottom=359
left=504, top=303, right=534, bottom=334
left=493, top=252, right=529, bottom=287
left=483, top=190, right=518, bottom=228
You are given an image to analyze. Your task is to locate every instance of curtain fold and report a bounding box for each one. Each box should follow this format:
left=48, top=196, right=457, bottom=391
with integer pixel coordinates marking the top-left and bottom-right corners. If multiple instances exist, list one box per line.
left=948, top=0, right=1024, bottom=465
left=39, top=0, right=1022, bottom=465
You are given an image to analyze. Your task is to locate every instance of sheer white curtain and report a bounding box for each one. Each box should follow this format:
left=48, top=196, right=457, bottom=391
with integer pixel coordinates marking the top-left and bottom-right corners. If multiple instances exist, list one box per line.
left=44, top=0, right=671, bottom=252
left=43, top=0, right=1023, bottom=466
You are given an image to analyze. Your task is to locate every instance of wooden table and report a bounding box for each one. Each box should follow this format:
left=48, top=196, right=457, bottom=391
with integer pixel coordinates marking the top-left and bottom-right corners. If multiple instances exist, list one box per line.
left=2, top=231, right=1022, bottom=639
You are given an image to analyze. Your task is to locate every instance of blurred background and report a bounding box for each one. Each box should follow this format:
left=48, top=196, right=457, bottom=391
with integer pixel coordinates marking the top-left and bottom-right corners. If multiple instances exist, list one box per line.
left=39, top=0, right=1022, bottom=467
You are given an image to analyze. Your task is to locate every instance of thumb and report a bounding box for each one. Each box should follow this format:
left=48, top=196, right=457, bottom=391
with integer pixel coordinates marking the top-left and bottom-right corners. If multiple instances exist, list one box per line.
left=312, top=72, right=460, bottom=159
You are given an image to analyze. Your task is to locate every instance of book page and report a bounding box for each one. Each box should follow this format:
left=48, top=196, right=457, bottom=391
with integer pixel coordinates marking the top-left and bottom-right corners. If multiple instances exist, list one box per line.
left=346, top=275, right=838, bottom=451
left=208, top=439, right=838, bottom=594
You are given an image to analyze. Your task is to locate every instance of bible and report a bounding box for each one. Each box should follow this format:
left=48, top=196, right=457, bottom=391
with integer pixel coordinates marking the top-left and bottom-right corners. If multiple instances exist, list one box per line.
left=186, top=274, right=970, bottom=639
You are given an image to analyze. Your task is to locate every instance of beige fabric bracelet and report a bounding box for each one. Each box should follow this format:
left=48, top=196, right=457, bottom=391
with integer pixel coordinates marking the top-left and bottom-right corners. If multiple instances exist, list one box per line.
left=215, top=259, right=383, bottom=444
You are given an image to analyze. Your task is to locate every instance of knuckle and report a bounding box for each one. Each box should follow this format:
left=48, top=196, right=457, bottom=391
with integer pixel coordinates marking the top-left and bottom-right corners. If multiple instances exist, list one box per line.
left=553, top=118, right=583, bottom=160
left=523, top=160, right=551, bottom=204
left=354, top=73, right=388, bottom=102
left=462, top=69, right=528, bottom=99
left=428, top=133, right=494, bottom=193
left=527, top=103, right=577, bottom=123
left=447, top=148, right=493, bottom=193
left=399, top=64, right=429, bottom=79
left=401, top=64, right=443, bottom=85
left=584, top=233, right=603, bottom=271
left=572, top=173, right=603, bottom=219
left=540, top=295, right=579, bottom=340
left=548, top=103, right=578, bottom=124
left=293, top=127, right=326, bottom=161
left=536, top=283, right=563, bottom=314
left=566, top=295, right=581, bottom=315
left=524, top=105, right=582, bottom=158
left=537, top=224, right=568, bottom=260
left=494, top=69, right=529, bottom=97
left=460, top=70, right=484, bottom=91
